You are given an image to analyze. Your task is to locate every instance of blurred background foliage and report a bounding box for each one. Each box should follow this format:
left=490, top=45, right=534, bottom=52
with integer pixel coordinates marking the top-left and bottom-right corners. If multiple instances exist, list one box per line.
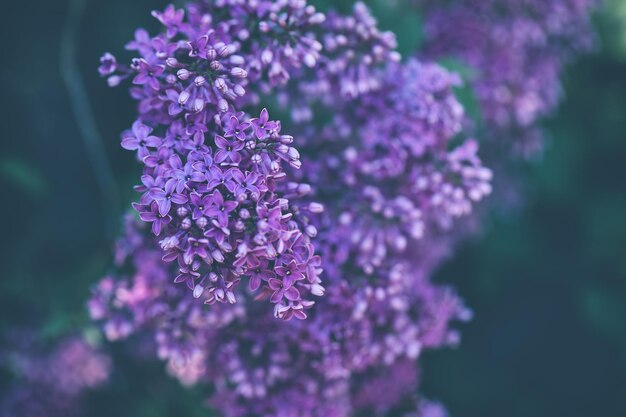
left=0, top=0, right=625, bottom=416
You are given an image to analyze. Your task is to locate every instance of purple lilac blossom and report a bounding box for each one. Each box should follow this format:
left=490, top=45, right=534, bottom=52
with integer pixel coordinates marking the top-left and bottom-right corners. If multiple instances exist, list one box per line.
left=90, top=215, right=466, bottom=417
left=417, top=0, right=598, bottom=156
left=101, top=0, right=327, bottom=319
left=0, top=335, right=111, bottom=417
left=93, top=1, right=497, bottom=416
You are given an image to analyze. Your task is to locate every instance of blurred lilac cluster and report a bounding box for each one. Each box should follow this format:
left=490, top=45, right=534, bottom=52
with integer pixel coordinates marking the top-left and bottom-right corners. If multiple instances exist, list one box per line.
left=92, top=1, right=487, bottom=415
left=90, top=0, right=596, bottom=416
left=0, top=335, right=110, bottom=417
left=420, top=0, right=597, bottom=156
left=89, top=214, right=466, bottom=416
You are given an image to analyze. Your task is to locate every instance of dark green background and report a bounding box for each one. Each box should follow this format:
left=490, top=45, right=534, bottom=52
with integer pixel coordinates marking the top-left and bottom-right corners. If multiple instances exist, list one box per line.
left=1, top=0, right=625, bottom=416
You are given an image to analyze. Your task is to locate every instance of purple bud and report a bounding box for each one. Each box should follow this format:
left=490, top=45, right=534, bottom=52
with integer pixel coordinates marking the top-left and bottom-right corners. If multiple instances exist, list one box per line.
left=261, top=49, right=273, bottom=64
left=107, top=75, right=122, bottom=87
left=309, top=12, right=325, bottom=24
left=217, top=99, right=228, bottom=113
left=258, top=21, right=270, bottom=33
left=230, top=67, right=248, bottom=78
left=178, top=90, right=190, bottom=105
left=308, top=202, right=324, bottom=213
left=215, top=77, right=227, bottom=93
left=229, top=55, right=245, bottom=65
left=212, top=250, right=224, bottom=263
left=209, top=60, right=221, bottom=71
left=193, top=284, right=205, bottom=298
left=196, top=216, right=208, bottom=229
left=233, top=84, right=246, bottom=96
left=177, top=69, right=191, bottom=80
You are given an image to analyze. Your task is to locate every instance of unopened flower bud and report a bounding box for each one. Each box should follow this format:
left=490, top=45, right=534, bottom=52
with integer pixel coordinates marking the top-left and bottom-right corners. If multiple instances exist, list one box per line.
left=193, top=284, right=204, bottom=298
left=308, top=202, right=324, bottom=213
left=177, top=68, right=191, bottom=80
left=181, top=217, right=192, bottom=230
left=196, top=216, right=208, bottom=229
left=230, top=67, right=248, bottom=78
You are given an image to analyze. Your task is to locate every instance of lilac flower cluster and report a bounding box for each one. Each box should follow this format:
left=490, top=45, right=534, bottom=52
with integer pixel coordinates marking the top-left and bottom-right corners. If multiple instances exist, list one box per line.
left=313, top=2, right=401, bottom=98
left=293, top=58, right=491, bottom=277
left=90, top=216, right=465, bottom=417
left=418, top=0, right=598, bottom=155
left=0, top=335, right=110, bottom=417
left=92, top=1, right=492, bottom=416
left=101, top=0, right=329, bottom=320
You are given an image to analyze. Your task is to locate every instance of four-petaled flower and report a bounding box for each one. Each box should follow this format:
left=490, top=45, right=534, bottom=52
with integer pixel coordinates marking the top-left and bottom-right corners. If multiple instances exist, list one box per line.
left=121, top=121, right=161, bottom=159
left=98, top=52, right=117, bottom=76
left=251, top=108, right=279, bottom=139
left=189, top=192, right=214, bottom=220
left=215, top=135, right=244, bottom=164
left=268, top=277, right=301, bottom=303
left=256, top=204, right=283, bottom=231
left=275, top=260, right=305, bottom=288
left=169, top=155, right=204, bottom=192
left=223, top=115, right=251, bottom=141
left=184, top=237, right=211, bottom=264
left=133, top=59, right=165, bottom=90
left=136, top=202, right=172, bottom=236
left=143, top=146, right=172, bottom=176
left=246, top=259, right=275, bottom=291
left=206, top=166, right=234, bottom=190
left=149, top=178, right=188, bottom=216
left=174, top=258, right=201, bottom=290
left=187, top=34, right=210, bottom=59
left=230, top=170, right=261, bottom=198
left=182, top=131, right=210, bottom=155
left=205, top=190, right=238, bottom=227
left=151, top=5, right=184, bottom=38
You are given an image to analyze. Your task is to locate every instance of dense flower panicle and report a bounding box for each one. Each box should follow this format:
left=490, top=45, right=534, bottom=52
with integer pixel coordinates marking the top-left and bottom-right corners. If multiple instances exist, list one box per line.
left=418, top=0, right=598, bottom=153
left=101, top=0, right=327, bottom=318
left=293, top=58, right=491, bottom=274
left=102, top=0, right=327, bottom=103
left=280, top=2, right=402, bottom=126
left=90, top=217, right=466, bottom=417
left=127, top=107, right=323, bottom=319
left=0, top=335, right=110, bottom=417
left=92, top=1, right=515, bottom=416
left=316, top=2, right=401, bottom=99
left=351, top=361, right=449, bottom=417
left=351, top=359, right=420, bottom=414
